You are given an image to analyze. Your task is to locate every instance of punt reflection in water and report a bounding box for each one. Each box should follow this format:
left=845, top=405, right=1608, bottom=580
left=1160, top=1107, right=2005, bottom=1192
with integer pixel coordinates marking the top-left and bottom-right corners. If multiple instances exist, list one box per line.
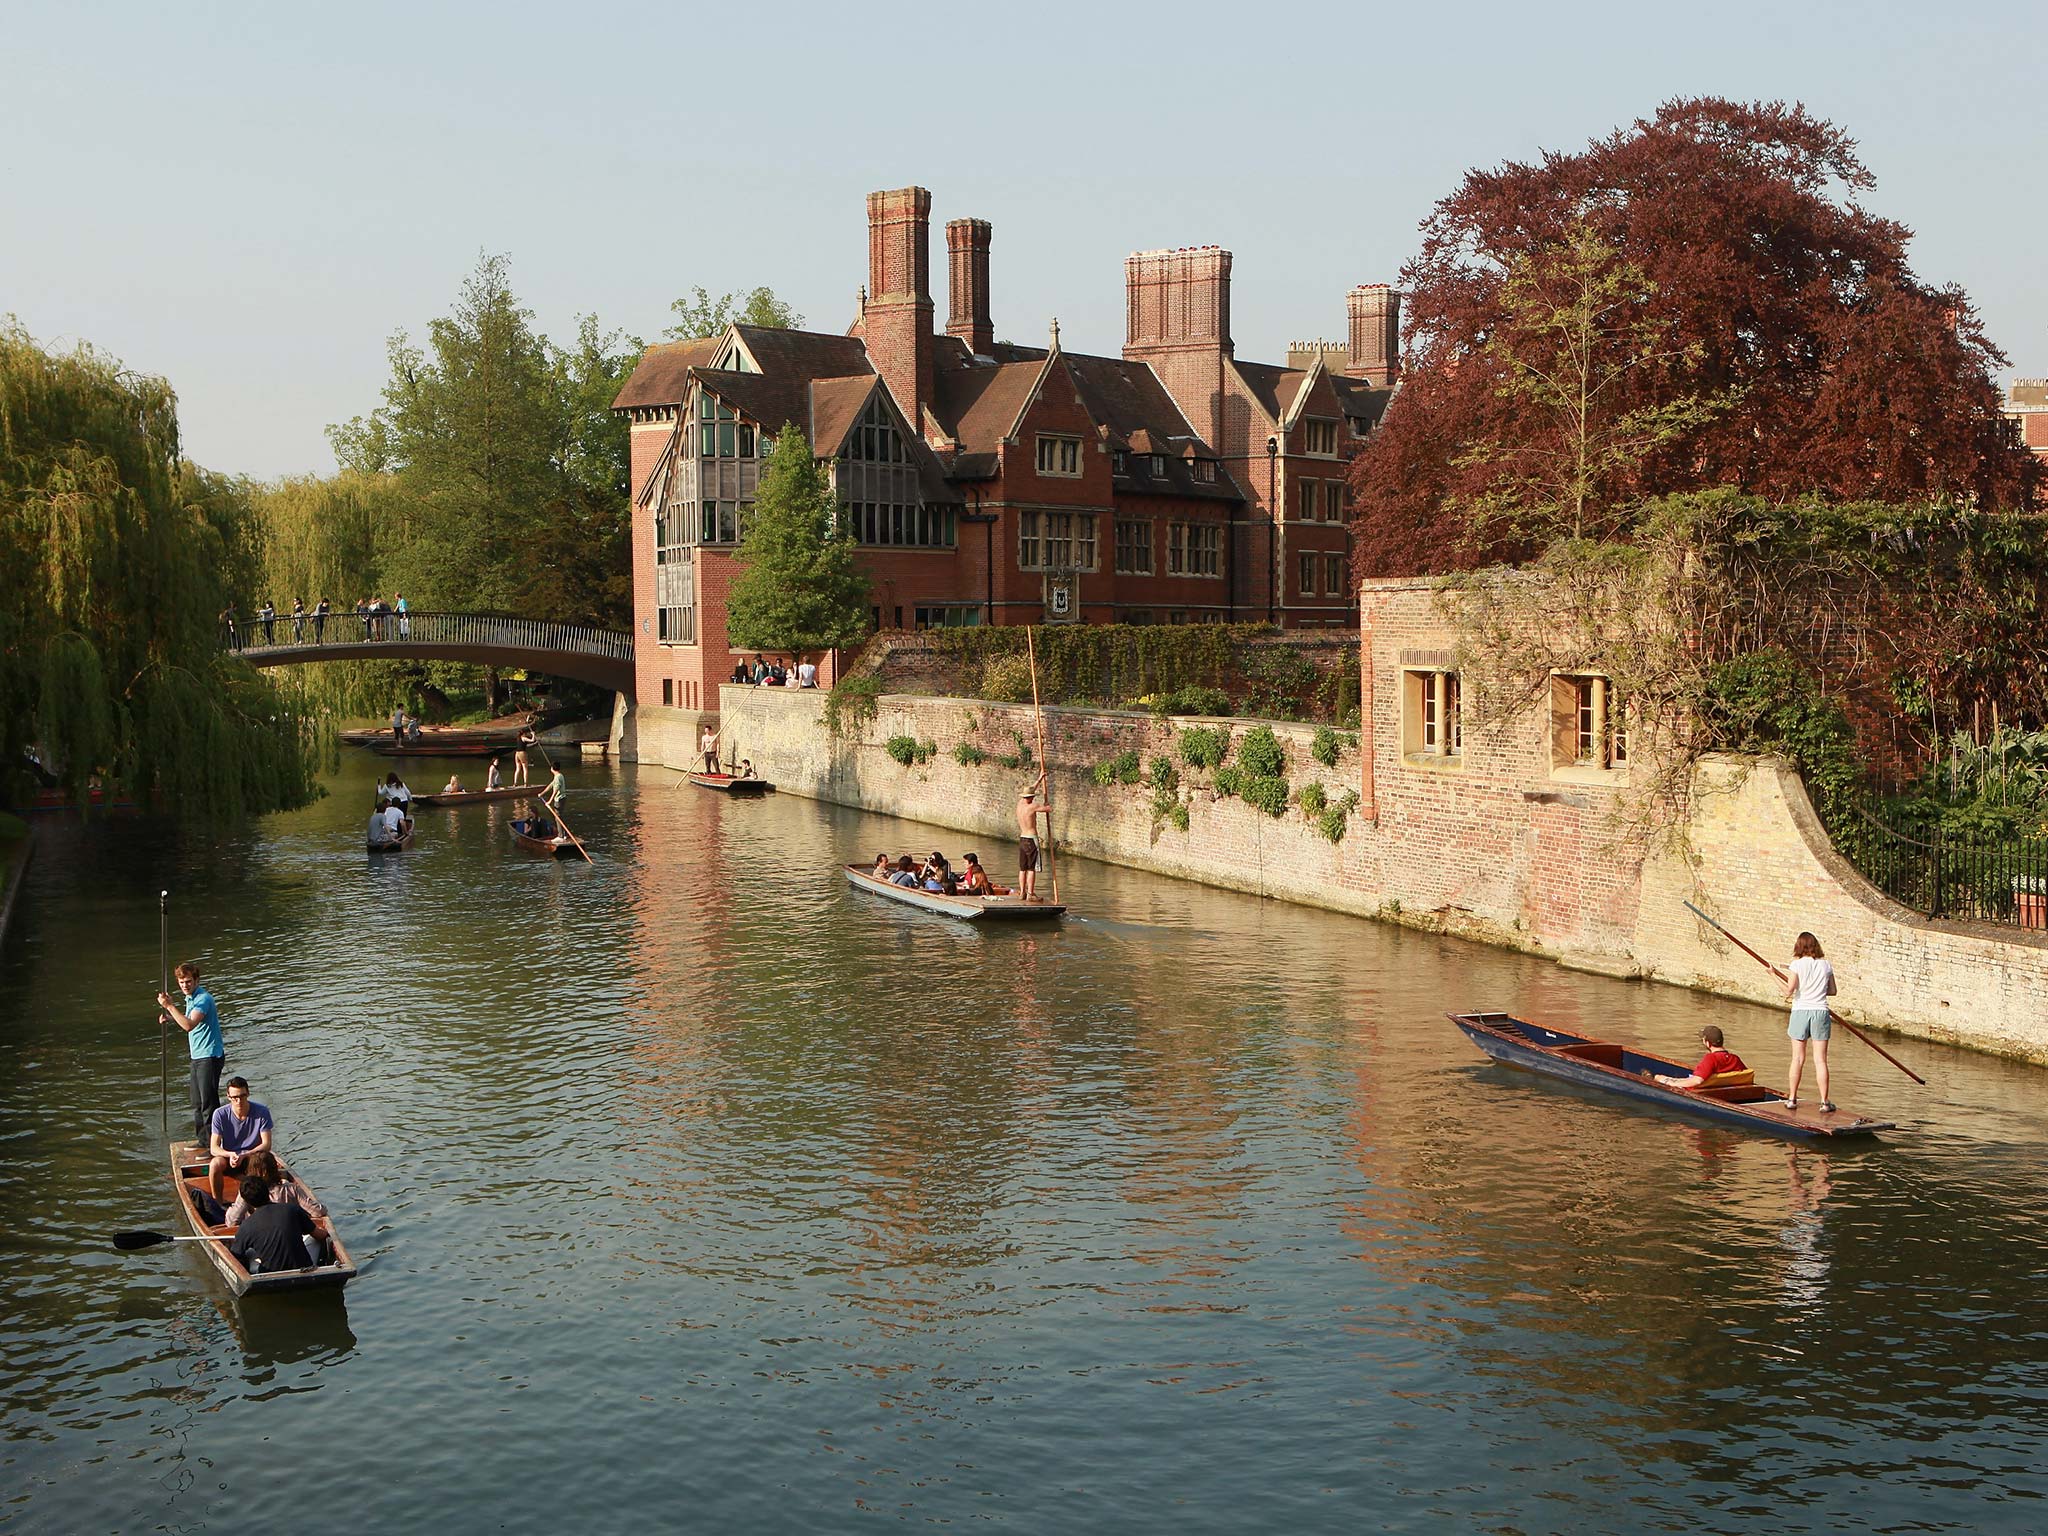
left=1, top=755, right=2045, bottom=1533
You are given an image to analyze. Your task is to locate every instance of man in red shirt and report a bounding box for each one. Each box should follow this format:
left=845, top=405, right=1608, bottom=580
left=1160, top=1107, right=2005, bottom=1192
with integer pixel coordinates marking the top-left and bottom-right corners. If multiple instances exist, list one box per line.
left=1654, top=1026, right=1746, bottom=1089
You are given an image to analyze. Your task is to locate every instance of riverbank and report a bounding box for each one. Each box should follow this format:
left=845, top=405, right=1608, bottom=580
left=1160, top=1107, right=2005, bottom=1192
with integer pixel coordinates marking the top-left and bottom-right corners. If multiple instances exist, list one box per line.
left=660, top=687, right=2048, bottom=1065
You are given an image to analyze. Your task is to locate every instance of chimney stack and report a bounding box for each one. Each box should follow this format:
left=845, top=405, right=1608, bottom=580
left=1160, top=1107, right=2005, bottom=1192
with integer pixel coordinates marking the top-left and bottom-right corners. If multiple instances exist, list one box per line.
left=945, top=218, right=994, bottom=357
left=1122, top=246, right=1233, bottom=448
left=1345, top=284, right=1402, bottom=387
left=865, top=187, right=935, bottom=428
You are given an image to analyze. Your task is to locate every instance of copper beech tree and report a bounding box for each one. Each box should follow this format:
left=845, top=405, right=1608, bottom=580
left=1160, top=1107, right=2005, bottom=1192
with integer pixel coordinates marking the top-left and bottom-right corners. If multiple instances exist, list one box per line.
left=1351, top=98, right=2039, bottom=577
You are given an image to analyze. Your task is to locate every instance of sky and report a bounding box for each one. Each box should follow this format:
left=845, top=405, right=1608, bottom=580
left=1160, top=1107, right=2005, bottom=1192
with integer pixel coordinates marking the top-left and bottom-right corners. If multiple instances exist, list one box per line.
left=4, top=0, right=2042, bottom=480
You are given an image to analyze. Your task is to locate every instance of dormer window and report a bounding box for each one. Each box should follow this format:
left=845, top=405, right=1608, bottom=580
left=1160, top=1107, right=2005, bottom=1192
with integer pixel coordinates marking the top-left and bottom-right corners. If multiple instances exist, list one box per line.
left=842, top=397, right=906, bottom=464
left=1191, top=459, right=1217, bottom=483
left=1149, top=454, right=1166, bottom=476
left=1112, top=450, right=1127, bottom=473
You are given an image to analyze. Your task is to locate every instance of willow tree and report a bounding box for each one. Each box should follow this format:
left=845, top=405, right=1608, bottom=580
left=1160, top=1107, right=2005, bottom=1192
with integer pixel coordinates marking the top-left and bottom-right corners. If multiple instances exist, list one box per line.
left=0, top=323, right=323, bottom=813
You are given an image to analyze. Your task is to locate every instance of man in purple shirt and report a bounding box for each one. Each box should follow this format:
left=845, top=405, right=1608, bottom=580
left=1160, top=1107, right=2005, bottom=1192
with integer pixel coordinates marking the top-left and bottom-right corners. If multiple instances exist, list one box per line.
left=208, top=1077, right=275, bottom=1201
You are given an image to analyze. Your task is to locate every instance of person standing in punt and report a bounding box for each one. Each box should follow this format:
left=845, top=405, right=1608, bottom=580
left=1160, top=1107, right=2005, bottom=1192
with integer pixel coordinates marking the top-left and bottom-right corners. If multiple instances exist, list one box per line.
left=1782, top=931, right=1839, bottom=1112
left=700, top=724, right=721, bottom=774
left=157, top=961, right=226, bottom=1149
left=1015, top=774, right=1046, bottom=902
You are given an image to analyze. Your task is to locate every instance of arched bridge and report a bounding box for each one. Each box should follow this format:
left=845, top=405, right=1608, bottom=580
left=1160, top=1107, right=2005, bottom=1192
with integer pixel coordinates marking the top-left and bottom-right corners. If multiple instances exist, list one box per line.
left=229, top=612, right=636, bottom=695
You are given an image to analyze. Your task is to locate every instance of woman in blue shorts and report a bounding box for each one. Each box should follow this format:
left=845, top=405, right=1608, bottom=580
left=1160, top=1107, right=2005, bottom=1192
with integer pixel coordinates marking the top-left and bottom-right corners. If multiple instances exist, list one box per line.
left=1781, top=931, right=1838, bottom=1112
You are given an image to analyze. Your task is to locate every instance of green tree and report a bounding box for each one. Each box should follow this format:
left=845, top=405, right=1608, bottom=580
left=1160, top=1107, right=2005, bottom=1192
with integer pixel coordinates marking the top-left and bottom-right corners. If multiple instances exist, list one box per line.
left=0, top=322, right=322, bottom=813
left=725, top=426, right=870, bottom=657
left=666, top=285, right=803, bottom=340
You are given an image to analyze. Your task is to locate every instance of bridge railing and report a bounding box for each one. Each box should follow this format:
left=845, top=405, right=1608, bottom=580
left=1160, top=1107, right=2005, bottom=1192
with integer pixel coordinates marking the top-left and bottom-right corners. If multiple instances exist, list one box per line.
left=223, top=611, right=634, bottom=661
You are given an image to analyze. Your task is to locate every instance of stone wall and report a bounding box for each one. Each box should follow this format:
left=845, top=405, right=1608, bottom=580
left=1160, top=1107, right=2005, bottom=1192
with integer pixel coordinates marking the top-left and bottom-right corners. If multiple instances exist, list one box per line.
left=693, top=686, right=2048, bottom=1064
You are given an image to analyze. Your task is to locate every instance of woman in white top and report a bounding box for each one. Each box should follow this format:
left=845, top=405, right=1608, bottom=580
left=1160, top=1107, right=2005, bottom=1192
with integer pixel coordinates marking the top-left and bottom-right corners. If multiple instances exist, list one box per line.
left=1782, top=931, right=1838, bottom=1112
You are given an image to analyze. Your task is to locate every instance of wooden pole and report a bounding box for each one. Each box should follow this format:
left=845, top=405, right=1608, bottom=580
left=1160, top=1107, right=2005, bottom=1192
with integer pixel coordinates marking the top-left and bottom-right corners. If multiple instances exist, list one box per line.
left=1682, top=901, right=1925, bottom=1085
left=1026, top=627, right=1058, bottom=905
left=537, top=746, right=594, bottom=864
left=158, top=891, right=169, bottom=1143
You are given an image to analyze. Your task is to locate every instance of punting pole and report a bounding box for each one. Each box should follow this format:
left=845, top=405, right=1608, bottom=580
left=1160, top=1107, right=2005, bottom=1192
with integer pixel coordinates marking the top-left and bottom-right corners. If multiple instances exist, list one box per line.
left=1682, top=900, right=1925, bottom=1085
left=536, top=746, right=594, bottom=864
left=158, top=890, right=169, bottom=1142
left=1025, top=626, right=1058, bottom=905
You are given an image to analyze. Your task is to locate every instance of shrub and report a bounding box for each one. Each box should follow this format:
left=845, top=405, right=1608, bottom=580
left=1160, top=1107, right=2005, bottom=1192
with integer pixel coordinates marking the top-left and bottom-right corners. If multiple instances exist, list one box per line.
left=1149, top=684, right=1233, bottom=718
left=1237, top=724, right=1286, bottom=778
left=1243, top=645, right=1319, bottom=719
left=1167, top=803, right=1190, bottom=832
left=979, top=655, right=1036, bottom=703
left=1213, top=765, right=1245, bottom=798
left=1298, top=781, right=1328, bottom=815
left=1179, top=725, right=1231, bottom=770
left=1317, top=788, right=1361, bottom=844
left=825, top=673, right=882, bottom=738
left=1092, top=749, right=1142, bottom=787
left=885, top=735, right=919, bottom=766
left=1311, top=726, right=1342, bottom=768
left=1243, top=775, right=1290, bottom=817
left=1149, top=756, right=1178, bottom=792
left=953, top=742, right=987, bottom=767
left=1149, top=756, right=1181, bottom=822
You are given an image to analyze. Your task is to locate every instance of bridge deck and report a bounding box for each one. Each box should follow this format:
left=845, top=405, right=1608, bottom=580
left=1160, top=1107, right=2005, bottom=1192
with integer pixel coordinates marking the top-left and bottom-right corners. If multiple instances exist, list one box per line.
left=226, top=611, right=635, bottom=695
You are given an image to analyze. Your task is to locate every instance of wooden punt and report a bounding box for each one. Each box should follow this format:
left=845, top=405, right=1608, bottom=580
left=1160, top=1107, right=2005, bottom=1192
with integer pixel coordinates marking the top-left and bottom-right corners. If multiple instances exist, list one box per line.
left=366, top=825, right=415, bottom=853
left=412, top=784, right=536, bottom=807
left=843, top=862, right=1065, bottom=922
left=167, top=1144, right=356, bottom=1297
left=689, top=771, right=773, bottom=796
left=1447, top=1011, right=1893, bottom=1141
left=511, top=817, right=579, bottom=857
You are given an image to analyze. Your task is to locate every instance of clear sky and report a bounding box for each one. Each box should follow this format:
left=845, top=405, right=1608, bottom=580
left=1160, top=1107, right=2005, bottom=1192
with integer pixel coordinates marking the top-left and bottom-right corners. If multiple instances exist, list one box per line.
left=4, top=0, right=2041, bottom=479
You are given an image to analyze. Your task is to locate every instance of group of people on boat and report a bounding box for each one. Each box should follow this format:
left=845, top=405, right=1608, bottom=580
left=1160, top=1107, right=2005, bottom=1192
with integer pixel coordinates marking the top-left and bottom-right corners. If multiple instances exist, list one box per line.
left=155, top=964, right=330, bottom=1272
left=369, top=772, right=415, bottom=848
left=695, top=727, right=757, bottom=779
left=1649, top=931, right=1842, bottom=1111
left=870, top=850, right=1007, bottom=898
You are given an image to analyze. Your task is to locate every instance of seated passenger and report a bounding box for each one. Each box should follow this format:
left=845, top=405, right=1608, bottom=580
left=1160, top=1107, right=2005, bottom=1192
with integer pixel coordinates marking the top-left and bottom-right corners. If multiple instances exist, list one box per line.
left=485, top=757, right=504, bottom=790
left=888, top=856, right=920, bottom=887
left=1653, top=1026, right=1747, bottom=1089
left=226, top=1175, right=320, bottom=1273
left=442, top=774, right=464, bottom=794
left=223, top=1149, right=329, bottom=1228
left=940, top=870, right=961, bottom=896
left=207, top=1077, right=274, bottom=1201
left=961, top=854, right=994, bottom=895
left=736, top=759, right=756, bottom=779
left=871, top=853, right=893, bottom=879
left=370, top=801, right=408, bottom=846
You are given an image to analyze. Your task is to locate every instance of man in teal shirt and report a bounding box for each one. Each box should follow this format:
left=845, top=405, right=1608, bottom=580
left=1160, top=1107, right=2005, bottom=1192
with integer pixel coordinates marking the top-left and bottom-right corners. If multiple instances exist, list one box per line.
left=157, top=961, right=225, bottom=1148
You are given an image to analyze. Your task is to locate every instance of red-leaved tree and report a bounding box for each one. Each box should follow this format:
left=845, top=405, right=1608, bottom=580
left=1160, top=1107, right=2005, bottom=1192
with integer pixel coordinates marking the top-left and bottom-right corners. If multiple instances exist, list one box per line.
left=1352, top=98, right=2038, bottom=577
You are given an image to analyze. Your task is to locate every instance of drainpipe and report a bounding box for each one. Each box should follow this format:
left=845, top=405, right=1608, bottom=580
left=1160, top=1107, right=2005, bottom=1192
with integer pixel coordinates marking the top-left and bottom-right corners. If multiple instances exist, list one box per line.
left=963, top=486, right=998, bottom=627
left=1266, top=435, right=1279, bottom=626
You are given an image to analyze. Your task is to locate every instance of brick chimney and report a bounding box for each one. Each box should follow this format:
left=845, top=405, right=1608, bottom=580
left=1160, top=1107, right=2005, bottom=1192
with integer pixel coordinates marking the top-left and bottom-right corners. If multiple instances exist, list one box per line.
left=945, top=217, right=994, bottom=357
left=1122, top=246, right=1232, bottom=447
left=865, top=187, right=935, bottom=427
left=1345, top=284, right=1401, bottom=387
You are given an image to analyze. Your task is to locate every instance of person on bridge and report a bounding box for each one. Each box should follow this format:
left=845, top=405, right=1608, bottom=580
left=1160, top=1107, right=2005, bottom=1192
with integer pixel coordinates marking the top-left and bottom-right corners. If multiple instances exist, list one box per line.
left=1016, top=775, right=1047, bottom=902
left=395, top=593, right=410, bottom=638
left=157, top=960, right=227, bottom=1149
left=206, top=1077, right=274, bottom=1202
left=355, top=597, right=370, bottom=638
left=700, top=725, right=720, bottom=774
left=314, top=597, right=330, bottom=641
left=291, top=598, right=306, bottom=640
left=220, top=606, right=239, bottom=649
left=486, top=757, right=504, bottom=791
left=258, top=601, right=276, bottom=643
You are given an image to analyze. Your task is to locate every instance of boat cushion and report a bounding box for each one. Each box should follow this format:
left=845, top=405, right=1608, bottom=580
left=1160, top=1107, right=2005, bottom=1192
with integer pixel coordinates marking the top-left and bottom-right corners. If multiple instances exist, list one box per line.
left=1697, top=1068, right=1755, bottom=1088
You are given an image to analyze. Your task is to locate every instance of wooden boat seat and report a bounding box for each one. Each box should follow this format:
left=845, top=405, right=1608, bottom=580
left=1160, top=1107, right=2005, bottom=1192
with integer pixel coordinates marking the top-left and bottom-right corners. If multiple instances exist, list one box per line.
left=1698, top=1068, right=1755, bottom=1088
left=1552, top=1041, right=1626, bottom=1068
left=1692, top=1083, right=1774, bottom=1103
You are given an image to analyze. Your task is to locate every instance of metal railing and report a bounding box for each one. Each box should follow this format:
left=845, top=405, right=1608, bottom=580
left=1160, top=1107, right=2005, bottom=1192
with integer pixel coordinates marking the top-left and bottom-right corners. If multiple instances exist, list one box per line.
left=1830, top=797, right=2048, bottom=931
left=221, top=611, right=634, bottom=661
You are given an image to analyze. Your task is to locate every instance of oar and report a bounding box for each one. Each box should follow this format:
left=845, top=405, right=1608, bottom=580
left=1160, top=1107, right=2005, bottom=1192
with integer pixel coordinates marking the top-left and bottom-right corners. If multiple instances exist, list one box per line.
left=113, top=1230, right=232, bottom=1251
left=536, top=746, right=594, bottom=864
left=1682, top=900, right=1926, bottom=1085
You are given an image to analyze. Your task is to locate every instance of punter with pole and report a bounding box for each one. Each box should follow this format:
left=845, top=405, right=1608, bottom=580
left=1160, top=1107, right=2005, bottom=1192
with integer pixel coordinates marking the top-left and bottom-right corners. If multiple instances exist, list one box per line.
left=1016, top=773, right=1046, bottom=903
left=157, top=961, right=226, bottom=1151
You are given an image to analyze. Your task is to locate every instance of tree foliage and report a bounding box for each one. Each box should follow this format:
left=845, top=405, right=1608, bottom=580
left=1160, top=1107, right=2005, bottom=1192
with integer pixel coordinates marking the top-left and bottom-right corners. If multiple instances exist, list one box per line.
left=665, top=286, right=803, bottom=341
left=1354, top=98, right=2039, bottom=577
left=0, top=322, right=322, bottom=813
left=724, top=427, right=871, bottom=657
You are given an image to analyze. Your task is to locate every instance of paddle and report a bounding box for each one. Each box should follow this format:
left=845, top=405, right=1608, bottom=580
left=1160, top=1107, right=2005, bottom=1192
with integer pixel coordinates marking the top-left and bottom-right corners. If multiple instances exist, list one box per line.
left=113, top=1229, right=231, bottom=1251
left=1682, top=900, right=1926, bottom=1085
left=536, top=746, right=594, bottom=863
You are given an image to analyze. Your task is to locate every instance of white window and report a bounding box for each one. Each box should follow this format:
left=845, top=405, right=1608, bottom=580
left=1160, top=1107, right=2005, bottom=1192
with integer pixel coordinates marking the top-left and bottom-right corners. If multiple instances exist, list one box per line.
left=1037, top=435, right=1084, bottom=477
left=1552, top=676, right=1627, bottom=774
left=1403, top=669, right=1462, bottom=762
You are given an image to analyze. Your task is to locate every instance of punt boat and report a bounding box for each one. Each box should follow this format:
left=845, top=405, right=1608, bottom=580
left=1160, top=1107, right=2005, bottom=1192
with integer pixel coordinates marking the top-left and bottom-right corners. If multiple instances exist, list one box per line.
left=366, top=825, right=416, bottom=853
left=167, top=1144, right=356, bottom=1297
left=1447, top=1011, right=1893, bottom=1141
left=412, top=784, right=536, bottom=807
left=511, top=817, right=580, bottom=857
left=689, top=771, right=772, bottom=796
left=843, top=862, right=1065, bottom=922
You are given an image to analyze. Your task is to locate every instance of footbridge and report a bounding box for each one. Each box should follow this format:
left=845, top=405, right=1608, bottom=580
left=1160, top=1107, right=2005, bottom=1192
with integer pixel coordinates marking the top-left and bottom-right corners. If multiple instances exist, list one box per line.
left=229, top=612, right=636, bottom=695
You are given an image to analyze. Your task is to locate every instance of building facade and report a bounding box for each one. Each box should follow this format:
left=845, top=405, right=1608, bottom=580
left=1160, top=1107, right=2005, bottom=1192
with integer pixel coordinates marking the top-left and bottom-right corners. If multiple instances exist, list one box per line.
left=614, top=185, right=1400, bottom=718
left=2008, top=378, right=2048, bottom=460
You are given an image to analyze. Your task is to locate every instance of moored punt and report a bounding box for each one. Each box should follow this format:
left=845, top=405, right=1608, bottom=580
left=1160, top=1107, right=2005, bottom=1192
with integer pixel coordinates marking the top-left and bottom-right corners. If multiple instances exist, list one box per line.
left=689, top=771, right=773, bottom=796
left=843, top=862, right=1064, bottom=923
left=166, top=1144, right=356, bottom=1297
left=1447, top=1011, right=1893, bottom=1141
left=412, top=784, right=536, bottom=807
left=510, top=817, right=579, bottom=858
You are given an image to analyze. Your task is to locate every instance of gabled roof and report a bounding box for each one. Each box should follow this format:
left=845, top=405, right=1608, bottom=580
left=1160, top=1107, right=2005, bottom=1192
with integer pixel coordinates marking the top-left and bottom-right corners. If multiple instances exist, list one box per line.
left=1230, top=359, right=1314, bottom=425
left=930, top=360, right=1046, bottom=454
left=1065, top=352, right=1239, bottom=501
left=693, top=368, right=812, bottom=438
left=808, top=375, right=879, bottom=457
left=1329, top=375, right=1394, bottom=433
left=612, top=336, right=722, bottom=410
left=732, top=324, right=871, bottom=382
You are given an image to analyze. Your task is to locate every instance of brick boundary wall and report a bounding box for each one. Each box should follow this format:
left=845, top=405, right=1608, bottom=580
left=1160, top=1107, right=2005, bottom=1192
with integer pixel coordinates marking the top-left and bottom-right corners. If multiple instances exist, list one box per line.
left=674, top=688, right=2048, bottom=1065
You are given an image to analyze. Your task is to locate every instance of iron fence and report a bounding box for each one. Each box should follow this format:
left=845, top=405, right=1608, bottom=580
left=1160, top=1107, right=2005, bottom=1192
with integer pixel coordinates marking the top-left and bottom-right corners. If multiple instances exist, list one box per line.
left=1830, top=797, right=2048, bottom=932
left=222, top=611, right=634, bottom=661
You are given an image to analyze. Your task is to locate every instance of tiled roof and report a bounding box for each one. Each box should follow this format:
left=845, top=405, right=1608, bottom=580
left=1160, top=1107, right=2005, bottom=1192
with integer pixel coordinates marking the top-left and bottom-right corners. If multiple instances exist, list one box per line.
left=1065, top=353, right=1238, bottom=501
left=1329, top=375, right=1394, bottom=432
left=808, top=375, right=878, bottom=456
left=1232, top=360, right=1312, bottom=422
left=693, top=369, right=812, bottom=439
left=931, top=359, right=1045, bottom=454
left=612, top=336, right=722, bottom=410
left=733, top=324, right=872, bottom=381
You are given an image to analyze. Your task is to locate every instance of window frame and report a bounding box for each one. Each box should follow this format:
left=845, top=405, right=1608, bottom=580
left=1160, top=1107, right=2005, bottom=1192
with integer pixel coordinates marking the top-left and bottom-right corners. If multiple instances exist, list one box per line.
left=1550, top=674, right=1629, bottom=782
left=1114, top=519, right=1153, bottom=575
left=1401, top=668, right=1463, bottom=768
left=1304, top=418, right=1339, bottom=457
left=1036, top=434, right=1084, bottom=478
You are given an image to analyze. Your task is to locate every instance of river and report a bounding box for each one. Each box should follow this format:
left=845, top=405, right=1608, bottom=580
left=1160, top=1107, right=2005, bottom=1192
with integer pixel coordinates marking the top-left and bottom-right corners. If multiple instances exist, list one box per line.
left=3, top=754, right=2044, bottom=1533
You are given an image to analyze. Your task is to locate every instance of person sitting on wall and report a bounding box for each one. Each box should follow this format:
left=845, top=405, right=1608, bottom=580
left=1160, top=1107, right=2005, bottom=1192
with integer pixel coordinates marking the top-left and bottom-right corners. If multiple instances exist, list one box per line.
left=749, top=655, right=767, bottom=685
left=730, top=662, right=748, bottom=685
left=207, top=1077, right=274, bottom=1201
left=796, top=658, right=819, bottom=689
left=1652, top=1026, right=1748, bottom=1090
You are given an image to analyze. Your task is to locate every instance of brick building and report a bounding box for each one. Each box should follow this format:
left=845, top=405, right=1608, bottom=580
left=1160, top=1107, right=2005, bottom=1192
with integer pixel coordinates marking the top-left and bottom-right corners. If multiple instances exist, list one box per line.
left=2008, top=378, right=2048, bottom=460
left=613, top=185, right=1398, bottom=718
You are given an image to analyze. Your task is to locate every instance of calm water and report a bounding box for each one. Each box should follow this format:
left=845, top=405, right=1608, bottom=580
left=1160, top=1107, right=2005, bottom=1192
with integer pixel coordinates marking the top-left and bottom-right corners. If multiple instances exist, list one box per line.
left=3, top=756, right=2044, bottom=1533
